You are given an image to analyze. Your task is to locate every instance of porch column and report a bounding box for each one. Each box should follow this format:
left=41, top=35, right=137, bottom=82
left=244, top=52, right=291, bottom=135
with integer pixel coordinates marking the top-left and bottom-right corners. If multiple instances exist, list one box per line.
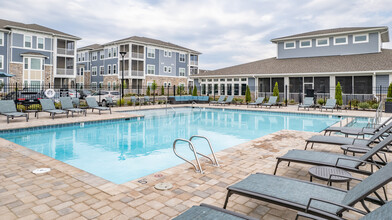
left=284, top=77, right=289, bottom=100
left=372, top=72, right=377, bottom=95
left=254, top=77, right=258, bottom=99
left=329, top=76, right=335, bottom=98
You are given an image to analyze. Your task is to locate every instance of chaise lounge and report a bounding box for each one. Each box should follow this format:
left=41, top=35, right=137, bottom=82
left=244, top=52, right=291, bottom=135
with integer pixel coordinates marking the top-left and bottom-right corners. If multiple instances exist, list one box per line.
left=60, top=97, right=87, bottom=117
left=321, top=99, right=337, bottom=112
left=85, top=97, right=111, bottom=114
left=323, top=116, right=392, bottom=136
left=209, top=96, right=225, bottom=105
left=0, top=100, right=29, bottom=123
left=261, top=96, right=278, bottom=108
left=298, top=97, right=315, bottom=111
left=174, top=203, right=257, bottom=220
left=248, top=97, right=265, bottom=108
left=39, top=99, right=68, bottom=119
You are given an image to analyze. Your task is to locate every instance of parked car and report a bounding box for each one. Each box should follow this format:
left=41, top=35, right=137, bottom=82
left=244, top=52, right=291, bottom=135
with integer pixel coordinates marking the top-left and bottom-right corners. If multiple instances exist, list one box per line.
left=79, top=90, right=92, bottom=99
left=68, top=89, right=81, bottom=98
left=5, top=90, right=48, bottom=106
left=87, top=91, right=120, bottom=106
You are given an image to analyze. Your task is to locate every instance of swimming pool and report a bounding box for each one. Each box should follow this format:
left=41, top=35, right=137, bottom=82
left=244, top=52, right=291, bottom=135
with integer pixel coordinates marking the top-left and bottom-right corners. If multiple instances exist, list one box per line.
left=0, top=108, right=343, bottom=184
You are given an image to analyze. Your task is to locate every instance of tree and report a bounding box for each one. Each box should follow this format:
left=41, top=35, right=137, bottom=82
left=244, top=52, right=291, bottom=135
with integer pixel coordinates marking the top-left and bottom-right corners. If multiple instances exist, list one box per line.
left=146, top=85, right=151, bottom=96
left=335, top=82, right=343, bottom=106
left=245, top=85, right=251, bottom=103
left=387, top=83, right=392, bottom=102
left=273, top=82, right=279, bottom=102
left=188, top=86, right=192, bottom=95
left=192, top=86, right=198, bottom=96
left=151, top=81, right=157, bottom=103
left=161, top=86, right=165, bottom=95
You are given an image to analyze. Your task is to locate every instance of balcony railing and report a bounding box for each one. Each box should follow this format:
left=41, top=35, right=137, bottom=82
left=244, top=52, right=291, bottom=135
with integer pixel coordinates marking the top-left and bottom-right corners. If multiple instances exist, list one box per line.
left=190, top=61, right=198, bottom=66
left=131, top=70, right=144, bottom=76
left=57, top=48, right=75, bottom=56
left=190, top=69, right=198, bottom=75
left=132, top=52, right=144, bottom=59
left=56, top=68, right=74, bottom=75
left=120, top=70, right=129, bottom=77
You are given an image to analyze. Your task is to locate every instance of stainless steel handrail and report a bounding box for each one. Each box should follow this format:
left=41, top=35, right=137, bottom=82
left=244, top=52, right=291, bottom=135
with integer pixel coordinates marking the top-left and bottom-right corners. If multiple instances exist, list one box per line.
left=191, top=101, right=202, bottom=111
left=189, top=135, right=219, bottom=167
left=173, top=139, right=203, bottom=173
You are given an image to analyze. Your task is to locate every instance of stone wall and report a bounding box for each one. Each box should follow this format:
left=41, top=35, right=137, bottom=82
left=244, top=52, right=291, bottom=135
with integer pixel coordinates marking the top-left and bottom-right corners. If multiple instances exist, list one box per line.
left=9, top=63, right=23, bottom=85
left=44, top=66, right=53, bottom=85
left=84, top=71, right=91, bottom=86
left=145, top=76, right=188, bottom=87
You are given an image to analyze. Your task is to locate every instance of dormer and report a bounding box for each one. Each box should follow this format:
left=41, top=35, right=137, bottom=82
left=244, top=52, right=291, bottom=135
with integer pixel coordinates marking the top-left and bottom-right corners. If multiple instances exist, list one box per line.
left=271, top=26, right=389, bottom=59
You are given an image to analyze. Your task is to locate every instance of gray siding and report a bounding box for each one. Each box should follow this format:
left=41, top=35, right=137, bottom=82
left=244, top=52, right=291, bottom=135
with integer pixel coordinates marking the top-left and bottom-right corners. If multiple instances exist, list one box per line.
left=12, top=33, right=23, bottom=47
left=91, top=53, right=104, bottom=83
left=12, top=48, right=52, bottom=64
left=104, top=58, right=118, bottom=75
left=277, top=32, right=380, bottom=59
left=0, top=32, right=8, bottom=74
left=176, top=52, right=188, bottom=76
left=158, top=49, right=176, bottom=76
left=376, top=75, right=389, bottom=89
left=145, top=48, right=160, bottom=75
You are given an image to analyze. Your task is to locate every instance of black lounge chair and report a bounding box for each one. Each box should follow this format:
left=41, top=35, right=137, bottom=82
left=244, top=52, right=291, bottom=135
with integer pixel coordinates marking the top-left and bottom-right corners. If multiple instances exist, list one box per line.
left=298, top=97, right=315, bottom=111
left=304, top=122, right=392, bottom=150
left=210, top=96, right=225, bottom=105
left=323, top=116, right=392, bottom=136
left=0, top=100, right=28, bottom=123
left=39, top=99, right=68, bottom=119
left=248, top=97, right=264, bottom=108
left=220, top=95, right=234, bottom=105
left=60, top=97, right=87, bottom=117
left=174, top=203, right=257, bottom=220
left=261, top=96, right=278, bottom=108
left=321, top=99, right=337, bottom=112
left=85, top=97, right=111, bottom=115
left=224, top=162, right=392, bottom=219
left=274, top=135, right=392, bottom=176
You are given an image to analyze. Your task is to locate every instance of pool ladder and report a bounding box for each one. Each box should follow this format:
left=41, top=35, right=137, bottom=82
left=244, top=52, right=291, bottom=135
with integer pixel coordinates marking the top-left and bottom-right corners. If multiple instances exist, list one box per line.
left=173, top=135, right=219, bottom=174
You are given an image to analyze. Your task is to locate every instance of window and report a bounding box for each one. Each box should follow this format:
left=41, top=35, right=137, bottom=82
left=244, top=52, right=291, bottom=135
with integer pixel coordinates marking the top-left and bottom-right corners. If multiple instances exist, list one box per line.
left=334, top=36, right=348, bottom=45
left=113, top=47, right=117, bottom=57
left=179, top=54, right=185, bottom=62
left=147, top=65, right=155, bottom=75
left=92, top=82, right=97, bottom=90
left=164, top=50, right=172, bottom=57
left=167, top=66, right=172, bottom=73
left=0, top=55, right=3, bottom=69
left=316, top=38, right=329, bottom=47
left=0, top=33, right=3, bottom=46
left=147, top=48, right=155, bottom=58
left=100, top=51, right=104, bottom=60
left=164, top=66, right=168, bottom=73
left=112, top=81, right=116, bottom=90
left=92, top=66, right=97, bottom=76
left=82, top=53, right=85, bottom=61
left=30, top=58, right=41, bottom=70
left=107, top=65, right=111, bottom=74
left=99, top=66, right=104, bottom=75
left=147, top=81, right=153, bottom=87
left=299, top=40, right=311, bottom=48
left=107, top=82, right=111, bottom=90
left=99, top=82, right=103, bottom=89
left=179, top=68, right=185, bottom=76
left=79, top=67, right=84, bottom=76
left=92, top=52, right=97, bottom=61
left=353, top=34, right=368, bottom=44
left=78, top=53, right=81, bottom=62
left=163, top=82, right=167, bottom=87
left=24, top=35, right=32, bottom=48
left=113, top=64, right=117, bottom=74
left=37, top=37, right=44, bottom=49
left=108, top=49, right=112, bottom=58
left=284, top=41, right=295, bottom=49
left=24, top=58, right=28, bottom=69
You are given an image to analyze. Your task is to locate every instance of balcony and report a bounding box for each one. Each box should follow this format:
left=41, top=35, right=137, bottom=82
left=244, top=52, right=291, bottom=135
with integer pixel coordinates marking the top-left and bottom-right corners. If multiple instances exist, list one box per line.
left=57, top=48, right=75, bottom=56
left=132, top=52, right=144, bottom=59
left=57, top=68, right=74, bottom=76
left=131, top=70, right=144, bottom=77
left=190, top=61, right=198, bottom=66
left=120, top=70, right=129, bottom=77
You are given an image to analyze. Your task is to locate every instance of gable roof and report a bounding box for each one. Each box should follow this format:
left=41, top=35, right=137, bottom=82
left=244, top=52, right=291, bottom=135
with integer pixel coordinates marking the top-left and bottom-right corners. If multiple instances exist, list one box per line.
left=104, top=36, right=201, bottom=54
left=0, top=18, right=80, bottom=40
left=271, top=26, right=389, bottom=43
left=194, top=49, right=392, bottom=77
left=77, top=44, right=104, bottom=51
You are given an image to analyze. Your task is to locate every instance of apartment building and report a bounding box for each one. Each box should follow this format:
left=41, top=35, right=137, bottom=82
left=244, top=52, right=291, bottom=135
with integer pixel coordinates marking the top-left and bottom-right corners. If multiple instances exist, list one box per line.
left=77, top=36, right=200, bottom=92
left=0, top=19, right=81, bottom=88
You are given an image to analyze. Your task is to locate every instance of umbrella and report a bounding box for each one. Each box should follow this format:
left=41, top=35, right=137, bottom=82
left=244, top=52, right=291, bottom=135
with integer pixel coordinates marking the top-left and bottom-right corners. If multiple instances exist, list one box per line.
left=0, top=72, right=14, bottom=77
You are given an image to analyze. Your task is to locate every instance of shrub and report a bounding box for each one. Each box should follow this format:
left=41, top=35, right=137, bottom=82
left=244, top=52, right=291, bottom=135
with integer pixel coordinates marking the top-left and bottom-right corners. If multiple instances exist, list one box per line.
left=234, top=98, right=243, bottom=104
left=127, top=100, right=133, bottom=106
left=188, top=86, right=192, bottom=95
left=17, top=104, right=26, bottom=112
left=54, top=102, right=61, bottom=109
left=289, top=99, right=295, bottom=104
left=161, top=86, right=165, bottom=95
left=335, top=82, right=343, bottom=106
left=273, top=82, right=279, bottom=102
left=358, top=102, right=370, bottom=109
left=317, top=98, right=325, bottom=105
left=146, top=86, right=151, bottom=96
left=117, top=99, right=125, bottom=106
left=192, top=86, right=198, bottom=96
left=245, top=86, right=251, bottom=103
left=387, top=83, right=392, bottom=102
left=28, top=104, right=42, bottom=111
left=371, top=103, right=379, bottom=109
left=351, top=99, right=359, bottom=107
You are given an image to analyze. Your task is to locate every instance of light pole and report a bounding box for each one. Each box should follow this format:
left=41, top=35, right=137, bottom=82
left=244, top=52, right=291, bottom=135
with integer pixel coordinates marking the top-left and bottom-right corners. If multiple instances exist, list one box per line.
left=119, top=51, right=127, bottom=107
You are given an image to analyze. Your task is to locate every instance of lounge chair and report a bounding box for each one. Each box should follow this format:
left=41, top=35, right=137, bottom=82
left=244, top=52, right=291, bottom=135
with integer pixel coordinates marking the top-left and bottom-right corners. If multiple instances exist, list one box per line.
left=224, top=162, right=392, bottom=219
left=324, top=116, right=392, bottom=136
left=274, top=135, right=392, bottom=176
left=105, top=97, right=115, bottom=107
left=85, top=97, right=111, bottom=115
left=304, top=122, right=392, bottom=150
left=174, top=203, right=257, bottom=220
left=220, top=95, right=234, bottom=105
left=144, top=96, right=151, bottom=105
left=59, top=97, right=86, bottom=117
left=261, top=96, right=278, bottom=108
left=321, top=99, right=336, bottom=112
left=39, top=99, right=68, bottom=119
left=131, top=96, right=139, bottom=106
left=248, top=97, right=265, bottom=108
left=0, top=100, right=28, bottom=123
left=209, top=96, right=225, bottom=105
left=298, top=97, right=315, bottom=111
left=71, top=97, right=80, bottom=108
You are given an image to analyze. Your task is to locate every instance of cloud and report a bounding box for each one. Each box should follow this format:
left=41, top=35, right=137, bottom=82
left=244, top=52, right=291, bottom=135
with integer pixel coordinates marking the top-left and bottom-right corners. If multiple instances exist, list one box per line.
left=0, top=0, right=391, bottom=70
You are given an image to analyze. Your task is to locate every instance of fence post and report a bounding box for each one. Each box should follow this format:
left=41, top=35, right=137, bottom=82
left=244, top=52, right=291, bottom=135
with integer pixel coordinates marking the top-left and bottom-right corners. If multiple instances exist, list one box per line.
left=285, top=85, right=288, bottom=106
left=15, top=83, right=18, bottom=107
left=173, top=85, right=176, bottom=96
left=167, top=86, right=169, bottom=98
left=379, top=85, right=382, bottom=102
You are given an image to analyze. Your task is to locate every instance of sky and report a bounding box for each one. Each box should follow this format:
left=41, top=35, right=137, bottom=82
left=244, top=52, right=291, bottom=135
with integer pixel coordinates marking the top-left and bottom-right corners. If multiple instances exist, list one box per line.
left=1, top=0, right=392, bottom=70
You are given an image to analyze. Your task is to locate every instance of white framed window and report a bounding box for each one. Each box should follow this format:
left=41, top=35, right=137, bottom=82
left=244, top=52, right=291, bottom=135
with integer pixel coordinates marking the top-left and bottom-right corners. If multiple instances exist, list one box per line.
left=164, top=50, right=172, bottom=57
left=164, top=66, right=168, bottom=73
left=82, top=53, right=85, bottom=61
left=168, top=82, right=171, bottom=87
left=0, top=32, right=3, bottom=46
left=92, top=52, right=97, bottom=61
left=0, top=55, right=3, bottom=69
left=167, top=66, right=172, bottom=73
left=99, top=66, right=104, bottom=75
left=79, top=67, right=84, bottom=76
left=147, top=81, right=153, bottom=87
left=107, top=65, right=111, bottom=75
left=113, top=47, right=117, bottom=57
left=147, top=48, right=155, bottom=58
left=316, top=38, right=329, bottom=47
left=112, top=81, right=116, bottom=90
left=92, top=66, right=97, bottom=76
left=334, top=36, right=348, bottom=45
left=100, top=51, right=104, bottom=60
left=179, top=54, right=185, bottom=62
left=99, top=82, right=103, bottom=89
left=284, top=41, right=295, bottom=49
left=299, top=40, right=312, bottom=48
left=24, top=35, right=32, bottom=48
left=24, top=58, right=28, bottom=69
left=30, top=58, right=42, bottom=70
left=92, top=82, right=97, bottom=90
left=163, top=82, right=167, bottom=87
left=108, top=48, right=112, bottom=58
left=107, top=82, right=111, bottom=90
left=353, top=34, right=369, bottom=44
left=113, top=64, right=117, bottom=74
left=179, top=68, right=185, bottom=76
left=37, top=37, right=44, bottom=50
left=78, top=53, right=81, bottom=62
left=147, top=64, right=155, bottom=75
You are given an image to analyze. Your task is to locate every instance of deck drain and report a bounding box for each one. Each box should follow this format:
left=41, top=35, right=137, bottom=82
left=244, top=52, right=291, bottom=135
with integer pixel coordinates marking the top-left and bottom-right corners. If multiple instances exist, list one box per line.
left=154, top=182, right=172, bottom=191
left=32, top=168, right=51, bottom=174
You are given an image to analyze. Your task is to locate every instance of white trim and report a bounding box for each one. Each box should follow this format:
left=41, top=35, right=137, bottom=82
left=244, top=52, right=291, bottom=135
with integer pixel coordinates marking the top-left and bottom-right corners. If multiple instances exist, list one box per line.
left=353, top=33, right=369, bottom=44
left=99, top=50, right=105, bottom=60
left=147, top=47, right=155, bottom=58
left=99, top=65, right=104, bottom=75
left=10, top=45, right=52, bottom=53
left=147, top=64, right=155, bottom=75
left=179, top=67, right=185, bottom=76
left=0, top=55, right=3, bottom=69
left=316, top=38, right=329, bottom=47
left=24, top=35, right=32, bottom=48
left=146, top=75, right=188, bottom=79
left=167, top=66, right=172, bottom=73
left=179, top=53, right=186, bottom=62
left=299, top=39, right=312, bottom=48
left=333, top=36, right=348, bottom=45
left=284, top=41, right=296, bottom=49
left=0, top=32, right=4, bottom=46
left=92, top=52, right=97, bottom=61
left=37, top=37, right=45, bottom=50
left=113, top=64, right=117, bottom=75
left=92, top=66, right=97, bottom=76
left=107, top=64, right=111, bottom=75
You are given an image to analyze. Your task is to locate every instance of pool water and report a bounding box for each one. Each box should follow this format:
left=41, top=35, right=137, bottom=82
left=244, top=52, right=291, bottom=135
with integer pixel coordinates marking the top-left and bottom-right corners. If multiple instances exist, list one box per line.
left=0, top=108, right=342, bottom=184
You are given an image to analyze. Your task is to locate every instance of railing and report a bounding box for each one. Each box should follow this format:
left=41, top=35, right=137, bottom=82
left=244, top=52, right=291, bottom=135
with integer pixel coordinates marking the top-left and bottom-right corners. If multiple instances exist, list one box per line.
left=132, top=52, right=144, bottom=59
left=57, top=48, right=74, bottom=56
left=173, top=139, right=203, bottom=173
left=131, top=70, right=144, bottom=77
left=120, top=70, right=129, bottom=77
left=373, top=99, right=384, bottom=127
left=190, top=61, right=198, bottom=66
left=56, top=68, right=74, bottom=75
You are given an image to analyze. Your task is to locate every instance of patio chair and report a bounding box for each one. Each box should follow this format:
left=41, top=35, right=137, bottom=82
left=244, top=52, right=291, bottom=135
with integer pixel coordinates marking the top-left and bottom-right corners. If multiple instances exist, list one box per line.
left=210, top=96, right=225, bottom=105
left=248, top=97, right=265, bottom=108
left=131, top=96, right=139, bottom=106
left=220, top=95, right=234, bottom=105
left=71, top=97, right=80, bottom=108
left=274, top=134, right=392, bottom=176
left=0, top=100, right=28, bottom=123
left=298, top=97, right=315, bottom=111
left=85, top=97, right=111, bottom=115
left=59, top=97, right=86, bottom=117
left=224, top=162, right=392, bottom=219
left=321, top=99, right=336, bottom=112
left=144, top=96, right=151, bottom=105
left=323, top=116, right=392, bottom=136
left=39, top=99, right=68, bottom=120
left=261, top=96, right=278, bottom=108
left=105, top=97, right=115, bottom=107
left=304, top=122, right=392, bottom=150
left=174, top=203, right=257, bottom=220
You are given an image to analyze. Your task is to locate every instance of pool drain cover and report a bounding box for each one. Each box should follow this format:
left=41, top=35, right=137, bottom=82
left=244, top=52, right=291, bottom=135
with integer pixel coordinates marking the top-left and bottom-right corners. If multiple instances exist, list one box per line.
left=32, top=168, right=51, bottom=174
left=154, top=182, right=172, bottom=191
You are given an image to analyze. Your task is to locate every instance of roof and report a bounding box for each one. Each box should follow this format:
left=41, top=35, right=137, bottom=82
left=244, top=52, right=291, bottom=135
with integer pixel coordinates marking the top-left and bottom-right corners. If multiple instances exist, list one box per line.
left=104, top=36, right=201, bottom=54
left=271, top=26, right=389, bottom=43
left=77, top=44, right=104, bottom=51
left=194, top=49, right=392, bottom=77
left=0, top=18, right=81, bottom=40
